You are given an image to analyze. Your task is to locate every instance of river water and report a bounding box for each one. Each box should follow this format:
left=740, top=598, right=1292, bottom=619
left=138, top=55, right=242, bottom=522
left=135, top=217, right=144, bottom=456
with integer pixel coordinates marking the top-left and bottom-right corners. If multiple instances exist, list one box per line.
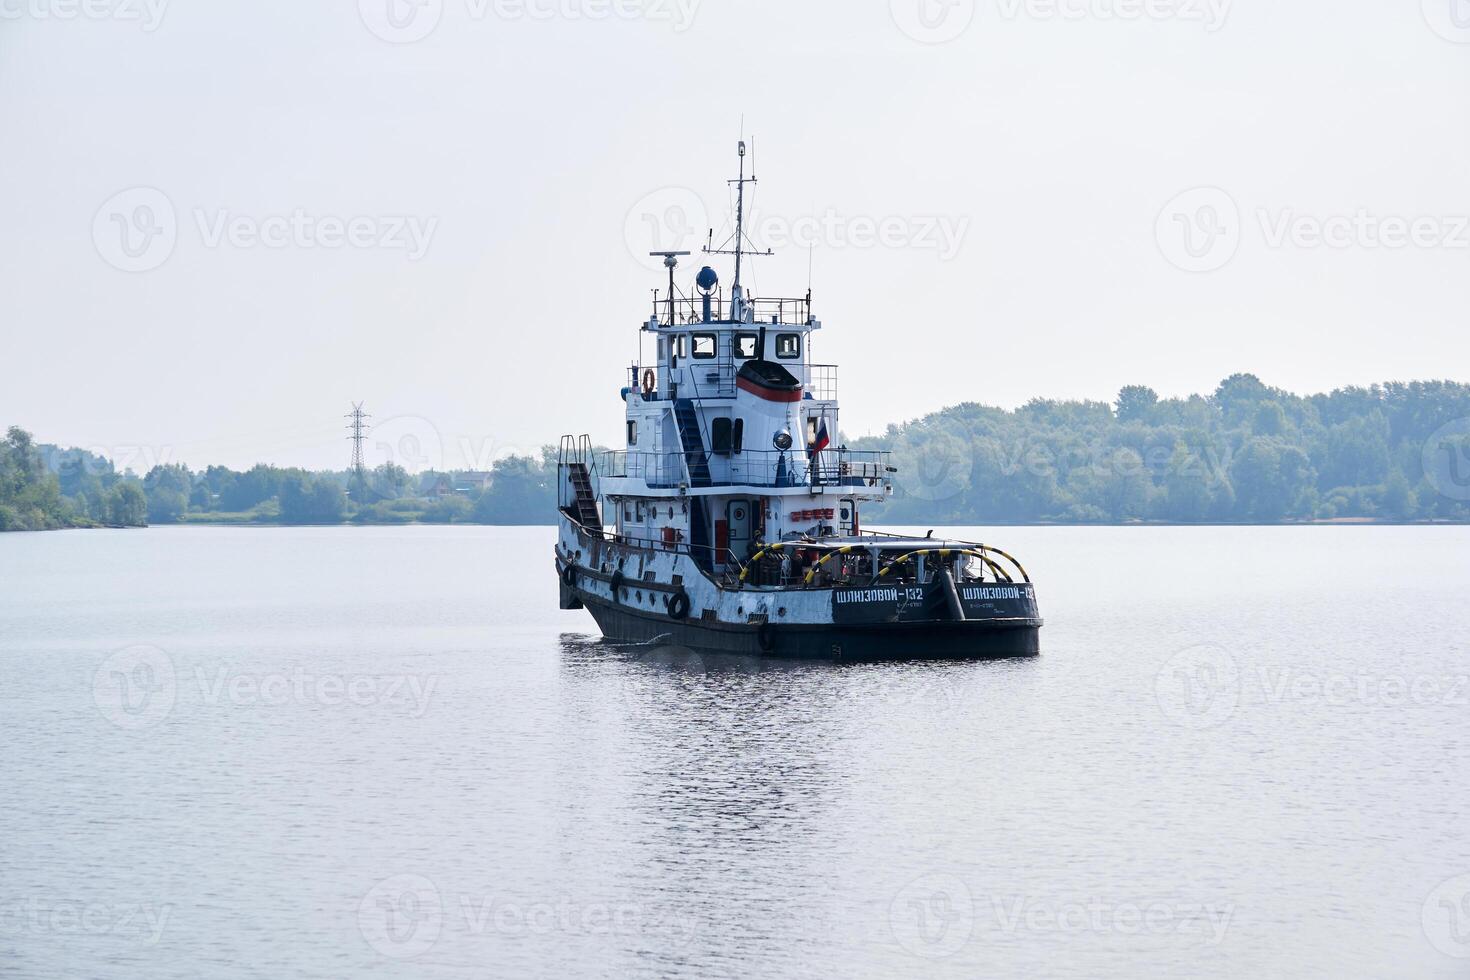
left=1, top=525, right=1467, bottom=978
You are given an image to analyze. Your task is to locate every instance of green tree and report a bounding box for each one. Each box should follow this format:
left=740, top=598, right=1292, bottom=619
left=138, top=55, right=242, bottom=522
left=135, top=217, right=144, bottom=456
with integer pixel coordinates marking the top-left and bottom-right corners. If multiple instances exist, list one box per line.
left=222, top=464, right=285, bottom=511
left=1381, top=470, right=1416, bottom=520
left=1229, top=438, right=1316, bottom=521
left=1116, top=385, right=1159, bottom=424
left=106, top=482, right=147, bottom=527
left=1252, top=401, right=1286, bottom=436
left=144, top=464, right=193, bottom=523
left=0, top=427, right=71, bottom=529
left=422, top=495, right=473, bottom=523
left=279, top=475, right=346, bottom=524
left=1164, top=443, right=1214, bottom=522
left=1214, top=373, right=1274, bottom=427
left=473, top=455, right=553, bottom=524
left=1097, top=447, right=1151, bottom=520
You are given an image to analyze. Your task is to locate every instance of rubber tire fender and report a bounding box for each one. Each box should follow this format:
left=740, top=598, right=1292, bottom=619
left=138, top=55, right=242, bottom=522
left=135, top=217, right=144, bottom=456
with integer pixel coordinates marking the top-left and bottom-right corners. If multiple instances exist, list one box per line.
left=609, top=570, right=625, bottom=602
left=667, top=590, right=691, bottom=621
left=561, top=562, right=577, bottom=588
left=757, top=620, right=775, bottom=653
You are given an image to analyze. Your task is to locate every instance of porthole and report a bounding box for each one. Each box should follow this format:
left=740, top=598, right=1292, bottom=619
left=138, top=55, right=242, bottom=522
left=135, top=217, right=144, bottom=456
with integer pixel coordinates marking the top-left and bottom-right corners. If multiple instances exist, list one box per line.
left=778, top=607, right=787, bottom=617
left=636, top=591, right=643, bottom=603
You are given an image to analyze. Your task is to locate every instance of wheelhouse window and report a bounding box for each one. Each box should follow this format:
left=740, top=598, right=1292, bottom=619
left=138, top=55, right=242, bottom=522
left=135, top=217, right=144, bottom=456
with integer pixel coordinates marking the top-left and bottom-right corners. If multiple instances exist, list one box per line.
left=734, top=333, right=760, bottom=359
left=776, top=333, right=801, bottom=359
left=732, top=418, right=744, bottom=454
left=691, top=333, right=717, bottom=359
left=711, top=417, right=732, bottom=455
left=626, top=420, right=637, bottom=446
left=671, top=335, right=687, bottom=359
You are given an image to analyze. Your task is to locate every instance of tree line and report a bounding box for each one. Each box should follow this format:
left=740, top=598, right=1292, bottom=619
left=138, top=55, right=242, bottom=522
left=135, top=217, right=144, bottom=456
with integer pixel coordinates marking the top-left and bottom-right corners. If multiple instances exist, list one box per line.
left=0, top=431, right=554, bottom=531
left=853, top=375, right=1470, bottom=524
left=4, top=374, right=1469, bottom=531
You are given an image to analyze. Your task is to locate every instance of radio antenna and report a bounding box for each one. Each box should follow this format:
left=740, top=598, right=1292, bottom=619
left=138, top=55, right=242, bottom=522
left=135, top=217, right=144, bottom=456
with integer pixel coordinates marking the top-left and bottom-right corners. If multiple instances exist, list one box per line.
left=705, top=140, right=772, bottom=321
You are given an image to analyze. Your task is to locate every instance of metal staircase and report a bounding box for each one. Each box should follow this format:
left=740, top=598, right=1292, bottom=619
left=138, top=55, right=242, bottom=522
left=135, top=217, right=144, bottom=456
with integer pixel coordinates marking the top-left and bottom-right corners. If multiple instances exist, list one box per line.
left=558, top=435, right=602, bottom=531
left=673, top=400, right=711, bottom=487
left=566, top=462, right=601, bottom=528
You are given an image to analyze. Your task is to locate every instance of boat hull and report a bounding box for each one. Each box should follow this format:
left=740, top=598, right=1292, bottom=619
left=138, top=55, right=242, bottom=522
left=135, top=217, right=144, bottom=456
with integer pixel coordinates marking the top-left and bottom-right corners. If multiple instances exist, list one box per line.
left=571, top=583, right=1040, bottom=662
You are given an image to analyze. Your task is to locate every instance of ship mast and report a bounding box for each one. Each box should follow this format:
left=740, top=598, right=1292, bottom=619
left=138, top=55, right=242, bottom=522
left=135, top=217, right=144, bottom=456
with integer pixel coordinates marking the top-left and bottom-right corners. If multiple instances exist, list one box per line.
left=706, top=140, right=772, bottom=322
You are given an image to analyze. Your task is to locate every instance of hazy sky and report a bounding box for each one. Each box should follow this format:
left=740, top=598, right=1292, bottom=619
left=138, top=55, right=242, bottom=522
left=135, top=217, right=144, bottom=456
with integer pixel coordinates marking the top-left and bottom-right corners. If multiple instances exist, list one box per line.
left=2, top=0, right=1467, bottom=473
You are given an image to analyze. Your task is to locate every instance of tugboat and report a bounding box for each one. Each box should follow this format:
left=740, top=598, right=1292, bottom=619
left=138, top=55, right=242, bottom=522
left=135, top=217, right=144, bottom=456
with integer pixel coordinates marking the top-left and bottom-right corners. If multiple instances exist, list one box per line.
left=555, top=144, right=1042, bottom=660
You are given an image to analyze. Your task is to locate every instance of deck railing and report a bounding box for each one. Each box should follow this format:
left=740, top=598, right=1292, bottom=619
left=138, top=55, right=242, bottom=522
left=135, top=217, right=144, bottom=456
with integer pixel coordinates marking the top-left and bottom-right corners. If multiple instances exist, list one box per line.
left=651, top=293, right=814, bottom=327
left=599, top=448, right=892, bottom=491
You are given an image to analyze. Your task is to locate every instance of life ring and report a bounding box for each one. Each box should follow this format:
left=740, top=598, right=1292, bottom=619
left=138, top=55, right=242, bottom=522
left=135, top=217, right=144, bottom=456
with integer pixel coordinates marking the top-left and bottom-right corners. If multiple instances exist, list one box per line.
left=609, top=570, right=625, bottom=601
left=561, top=562, right=577, bottom=588
left=641, top=369, right=656, bottom=396
left=757, top=621, right=775, bottom=653
left=667, top=591, right=690, bottom=620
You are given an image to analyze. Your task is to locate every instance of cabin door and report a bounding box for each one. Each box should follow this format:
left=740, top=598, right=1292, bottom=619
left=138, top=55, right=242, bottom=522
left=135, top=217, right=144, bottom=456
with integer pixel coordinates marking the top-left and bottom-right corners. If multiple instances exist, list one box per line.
left=726, top=499, right=754, bottom=561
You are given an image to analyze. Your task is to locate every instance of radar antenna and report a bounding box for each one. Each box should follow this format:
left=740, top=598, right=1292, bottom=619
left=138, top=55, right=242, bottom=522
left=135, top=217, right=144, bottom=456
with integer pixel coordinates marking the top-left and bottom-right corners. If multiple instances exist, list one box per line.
left=705, top=139, right=772, bottom=322
left=649, top=250, right=690, bottom=326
